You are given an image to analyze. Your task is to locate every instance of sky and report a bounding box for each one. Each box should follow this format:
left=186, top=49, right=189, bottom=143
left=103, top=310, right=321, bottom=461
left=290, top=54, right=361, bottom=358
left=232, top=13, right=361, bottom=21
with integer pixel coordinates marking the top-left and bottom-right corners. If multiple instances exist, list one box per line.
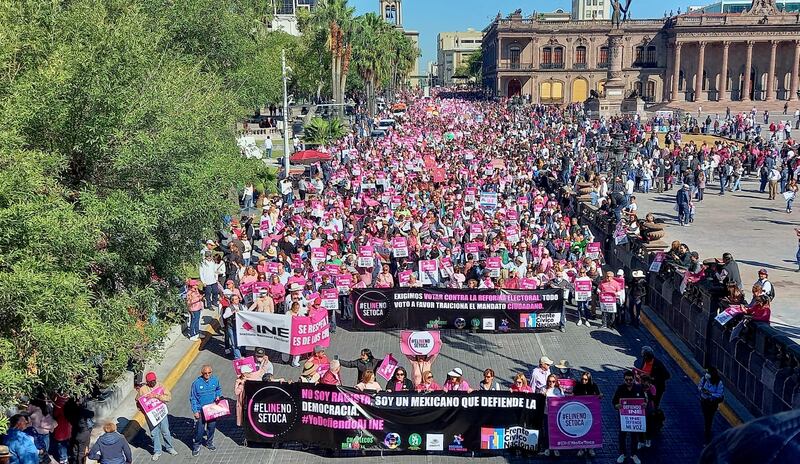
left=348, top=0, right=695, bottom=73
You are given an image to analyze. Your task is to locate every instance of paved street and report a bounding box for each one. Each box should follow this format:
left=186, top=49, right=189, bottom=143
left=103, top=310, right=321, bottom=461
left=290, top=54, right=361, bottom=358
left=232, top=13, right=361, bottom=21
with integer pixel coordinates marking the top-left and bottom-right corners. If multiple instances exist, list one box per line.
left=121, top=315, right=727, bottom=464
left=635, top=175, right=800, bottom=341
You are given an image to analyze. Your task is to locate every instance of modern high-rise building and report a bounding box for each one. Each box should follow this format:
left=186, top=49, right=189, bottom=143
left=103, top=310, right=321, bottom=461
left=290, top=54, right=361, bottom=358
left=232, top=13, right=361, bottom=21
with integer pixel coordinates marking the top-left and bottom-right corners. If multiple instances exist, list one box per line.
left=437, top=29, right=484, bottom=85
left=571, top=0, right=611, bottom=20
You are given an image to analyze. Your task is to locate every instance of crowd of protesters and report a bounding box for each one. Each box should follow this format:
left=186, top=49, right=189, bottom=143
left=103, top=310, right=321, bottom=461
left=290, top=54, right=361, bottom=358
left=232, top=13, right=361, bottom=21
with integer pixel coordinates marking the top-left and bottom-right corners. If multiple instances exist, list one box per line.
left=177, top=90, right=770, bottom=460
left=8, top=90, right=793, bottom=463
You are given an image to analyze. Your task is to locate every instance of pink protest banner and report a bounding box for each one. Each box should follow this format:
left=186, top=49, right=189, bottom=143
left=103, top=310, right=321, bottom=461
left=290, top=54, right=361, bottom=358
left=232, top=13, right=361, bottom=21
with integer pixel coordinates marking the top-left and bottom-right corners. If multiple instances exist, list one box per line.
left=392, top=237, right=409, bottom=258
left=469, top=223, right=484, bottom=239
left=620, top=398, right=647, bottom=432
left=376, top=353, right=400, bottom=381
left=586, top=242, right=601, bottom=260
left=548, top=396, right=603, bottom=450
left=370, top=237, right=385, bottom=248
left=506, top=226, right=520, bottom=243
left=232, top=356, right=258, bottom=376
left=418, top=260, right=439, bottom=285
left=321, top=288, right=339, bottom=310
left=357, top=246, right=375, bottom=268
left=575, top=280, right=592, bottom=302
left=311, top=200, right=324, bottom=217
left=253, top=281, right=271, bottom=295
left=293, top=200, right=306, bottom=212
left=599, top=292, right=617, bottom=313
left=715, top=305, right=744, bottom=326
left=265, top=262, right=281, bottom=275
left=239, top=281, right=255, bottom=295
left=390, top=195, right=402, bottom=209
left=464, top=242, right=482, bottom=255
left=311, top=247, right=326, bottom=265
left=432, top=167, right=446, bottom=183
left=335, top=274, right=352, bottom=293
left=649, top=251, right=666, bottom=273
left=400, top=331, right=442, bottom=357
left=464, top=187, right=477, bottom=203
left=202, top=399, right=231, bottom=421
left=137, top=386, right=168, bottom=426
left=289, top=309, right=330, bottom=355
left=398, top=270, right=412, bottom=286
left=486, top=257, right=502, bottom=278
left=325, top=264, right=341, bottom=275
left=559, top=378, right=576, bottom=396
left=507, top=210, right=519, bottom=221
left=519, top=278, right=539, bottom=290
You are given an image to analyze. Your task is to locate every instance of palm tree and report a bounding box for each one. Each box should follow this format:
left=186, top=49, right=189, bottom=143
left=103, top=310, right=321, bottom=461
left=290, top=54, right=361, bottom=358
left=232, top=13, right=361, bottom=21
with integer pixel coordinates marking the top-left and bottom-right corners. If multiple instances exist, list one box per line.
left=386, top=30, right=418, bottom=95
left=306, top=0, right=355, bottom=115
left=303, top=117, right=348, bottom=147
left=353, top=13, right=392, bottom=116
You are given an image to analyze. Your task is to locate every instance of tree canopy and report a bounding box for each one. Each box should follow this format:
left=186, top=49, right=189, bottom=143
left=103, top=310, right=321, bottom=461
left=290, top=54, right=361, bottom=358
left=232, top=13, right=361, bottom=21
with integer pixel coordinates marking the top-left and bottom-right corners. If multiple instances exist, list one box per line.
left=0, top=0, right=285, bottom=422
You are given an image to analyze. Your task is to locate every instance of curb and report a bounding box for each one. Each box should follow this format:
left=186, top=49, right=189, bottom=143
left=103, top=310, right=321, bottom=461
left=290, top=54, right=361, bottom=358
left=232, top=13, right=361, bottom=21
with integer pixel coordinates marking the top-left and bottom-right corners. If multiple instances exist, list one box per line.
left=122, top=335, right=209, bottom=440
left=639, top=307, right=752, bottom=427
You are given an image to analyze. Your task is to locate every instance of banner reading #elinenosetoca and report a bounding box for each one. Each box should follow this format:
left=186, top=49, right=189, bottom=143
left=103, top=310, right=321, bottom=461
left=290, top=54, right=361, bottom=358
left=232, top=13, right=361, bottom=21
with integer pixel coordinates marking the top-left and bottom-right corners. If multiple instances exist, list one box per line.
left=351, top=287, right=564, bottom=331
left=244, top=382, right=545, bottom=453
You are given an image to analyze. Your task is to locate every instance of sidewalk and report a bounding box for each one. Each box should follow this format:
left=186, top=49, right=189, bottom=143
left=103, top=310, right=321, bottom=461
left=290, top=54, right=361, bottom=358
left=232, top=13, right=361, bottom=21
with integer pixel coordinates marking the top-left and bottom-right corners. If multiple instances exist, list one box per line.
left=87, top=309, right=220, bottom=447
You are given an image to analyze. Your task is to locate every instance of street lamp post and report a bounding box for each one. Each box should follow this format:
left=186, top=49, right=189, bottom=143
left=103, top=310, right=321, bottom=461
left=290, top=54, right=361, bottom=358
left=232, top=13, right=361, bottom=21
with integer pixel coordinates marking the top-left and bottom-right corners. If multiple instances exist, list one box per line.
left=282, top=49, right=291, bottom=180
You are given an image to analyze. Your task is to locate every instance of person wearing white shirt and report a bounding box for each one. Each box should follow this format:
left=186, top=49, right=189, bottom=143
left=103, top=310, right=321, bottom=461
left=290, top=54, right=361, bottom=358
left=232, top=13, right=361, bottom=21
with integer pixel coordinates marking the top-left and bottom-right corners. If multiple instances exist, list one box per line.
left=199, top=253, right=221, bottom=310
left=263, top=136, right=273, bottom=158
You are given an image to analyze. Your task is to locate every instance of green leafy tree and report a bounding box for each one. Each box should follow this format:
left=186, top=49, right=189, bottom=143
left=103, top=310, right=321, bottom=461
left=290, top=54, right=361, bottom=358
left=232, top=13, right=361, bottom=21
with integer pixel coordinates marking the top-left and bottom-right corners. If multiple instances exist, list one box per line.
left=0, top=0, right=285, bottom=427
left=303, top=117, right=348, bottom=147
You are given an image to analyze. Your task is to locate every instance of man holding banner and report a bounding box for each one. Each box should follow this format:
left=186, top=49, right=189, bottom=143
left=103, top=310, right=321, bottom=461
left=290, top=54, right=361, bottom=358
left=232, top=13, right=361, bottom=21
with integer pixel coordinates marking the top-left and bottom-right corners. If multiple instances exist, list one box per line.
left=613, top=370, right=645, bottom=464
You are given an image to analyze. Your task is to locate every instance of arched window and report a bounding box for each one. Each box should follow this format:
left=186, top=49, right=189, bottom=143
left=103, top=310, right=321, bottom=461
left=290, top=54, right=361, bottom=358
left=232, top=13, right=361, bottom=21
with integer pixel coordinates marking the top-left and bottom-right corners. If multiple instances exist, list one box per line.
left=635, top=46, right=644, bottom=64
left=542, top=46, right=564, bottom=69
left=599, top=47, right=609, bottom=67
left=646, top=81, right=656, bottom=99
left=678, top=70, right=685, bottom=91
left=509, top=45, right=521, bottom=69
left=702, top=70, right=708, bottom=90
left=575, top=46, right=587, bottom=66
left=542, top=47, right=552, bottom=65
left=646, top=46, right=656, bottom=64
left=634, top=81, right=643, bottom=96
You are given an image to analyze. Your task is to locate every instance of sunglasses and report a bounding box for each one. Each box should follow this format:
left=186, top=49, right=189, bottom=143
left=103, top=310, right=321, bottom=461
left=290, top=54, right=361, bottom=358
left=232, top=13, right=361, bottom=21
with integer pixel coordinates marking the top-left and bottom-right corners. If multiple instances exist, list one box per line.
left=396, top=372, right=406, bottom=377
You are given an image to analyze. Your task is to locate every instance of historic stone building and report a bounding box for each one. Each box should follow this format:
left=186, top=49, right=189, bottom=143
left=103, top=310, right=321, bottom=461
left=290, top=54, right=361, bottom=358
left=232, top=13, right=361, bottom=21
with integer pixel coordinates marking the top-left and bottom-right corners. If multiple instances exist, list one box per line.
left=482, top=0, right=800, bottom=109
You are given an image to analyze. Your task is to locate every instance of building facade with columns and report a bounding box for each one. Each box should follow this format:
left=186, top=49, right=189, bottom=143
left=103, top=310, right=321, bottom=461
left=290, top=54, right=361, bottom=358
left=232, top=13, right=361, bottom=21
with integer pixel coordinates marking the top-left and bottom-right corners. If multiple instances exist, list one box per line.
left=482, top=0, right=800, bottom=108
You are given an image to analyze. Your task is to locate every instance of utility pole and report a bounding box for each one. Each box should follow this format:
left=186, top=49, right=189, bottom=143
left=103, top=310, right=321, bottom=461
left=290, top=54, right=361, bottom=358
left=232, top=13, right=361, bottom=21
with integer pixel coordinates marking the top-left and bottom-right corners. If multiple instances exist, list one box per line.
left=282, top=49, right=291, bottom=179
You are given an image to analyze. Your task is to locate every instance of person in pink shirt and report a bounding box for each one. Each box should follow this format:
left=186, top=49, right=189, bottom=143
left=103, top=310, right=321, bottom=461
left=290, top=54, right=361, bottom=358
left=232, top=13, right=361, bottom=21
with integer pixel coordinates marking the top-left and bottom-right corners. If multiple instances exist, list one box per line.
left=268, top=274, right=286, bottom=308
left=416, top=371, right=442, bottom=392
left=443, top=368, right=472, bottom=392
left=186, top=280, right=204, bottom=340
left=375, top=263, right=394, bottom=288
left=598, top=270, right=621, bottom=329
left=509, top=373, right=534, bottom=393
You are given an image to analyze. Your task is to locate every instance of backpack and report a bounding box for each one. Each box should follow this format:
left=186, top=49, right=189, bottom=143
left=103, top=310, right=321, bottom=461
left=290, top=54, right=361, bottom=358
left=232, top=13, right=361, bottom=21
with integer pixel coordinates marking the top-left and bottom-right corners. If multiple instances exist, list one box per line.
left=765, top=280, right=775, bottom=301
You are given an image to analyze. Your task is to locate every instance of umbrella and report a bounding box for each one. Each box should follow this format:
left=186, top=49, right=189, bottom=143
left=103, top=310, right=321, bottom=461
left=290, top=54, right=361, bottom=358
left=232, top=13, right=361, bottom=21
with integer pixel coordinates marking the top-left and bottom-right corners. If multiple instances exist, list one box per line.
left=290, top=149, right=331, bottom=164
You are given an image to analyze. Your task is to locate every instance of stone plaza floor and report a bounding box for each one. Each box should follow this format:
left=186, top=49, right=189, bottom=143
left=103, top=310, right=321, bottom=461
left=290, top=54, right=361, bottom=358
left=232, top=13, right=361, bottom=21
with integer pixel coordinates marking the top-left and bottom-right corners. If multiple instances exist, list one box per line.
left=635, top=175, right=800, bottom=342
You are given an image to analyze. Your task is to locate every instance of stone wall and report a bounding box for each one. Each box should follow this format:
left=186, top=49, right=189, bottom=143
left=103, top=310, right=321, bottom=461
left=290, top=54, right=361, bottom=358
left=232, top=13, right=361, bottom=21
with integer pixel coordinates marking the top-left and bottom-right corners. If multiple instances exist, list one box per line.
left=576, top=200, right=800, bottom=417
